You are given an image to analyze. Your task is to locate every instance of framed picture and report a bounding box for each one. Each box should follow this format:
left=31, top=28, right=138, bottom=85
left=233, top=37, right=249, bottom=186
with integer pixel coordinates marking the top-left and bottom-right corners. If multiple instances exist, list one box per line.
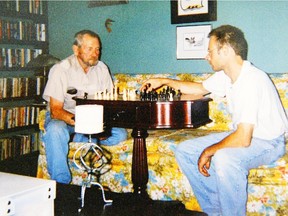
left=88, top=0, right=128, bottom=7
left=176, top=24, right=211, bottom=59
left=171, top=0, right=217, bottom=24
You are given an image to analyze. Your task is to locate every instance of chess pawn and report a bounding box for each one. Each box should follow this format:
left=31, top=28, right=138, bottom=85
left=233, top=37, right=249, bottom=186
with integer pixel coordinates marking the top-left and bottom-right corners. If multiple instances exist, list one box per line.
left=104, top=90, right=108, bottom=99
left=94, top=92, right=98, bottom=99
left=127, top=89, right=130, bottom=99
left=129, top=90, right=137, bottom=100
left=177, top=89, right=182, bottom=99
left=169, top=93, right=173, bottom=101
left=123, top=88, right=127, bottom=98
left=114, top=86, right=118, bottom=97
left=98, top=91, right=102, bottom=99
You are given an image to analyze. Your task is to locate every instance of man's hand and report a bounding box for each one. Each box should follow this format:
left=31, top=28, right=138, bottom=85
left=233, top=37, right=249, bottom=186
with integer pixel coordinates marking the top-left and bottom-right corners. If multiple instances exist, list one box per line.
left=140, top=78, right=166, bottom=92
left=50, top=97, right=75, bottom=125
left=140, top=78, right=209, bottom=96
left=198, top=149, right=213, bottom=177
left=197, top=123, right=254, bottom=177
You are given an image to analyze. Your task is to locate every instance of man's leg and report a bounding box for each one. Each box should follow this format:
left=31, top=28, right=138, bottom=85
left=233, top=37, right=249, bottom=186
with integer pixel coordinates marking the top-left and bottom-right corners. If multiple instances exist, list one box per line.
left=73, top=127, right=127, bottom=146
left=99, top=127, right=127, bottom=145
left=175, top=132, right=230, bottom=216
left=176, top=132, right=285, bottom=216
left=213, top=134, right=285, bottom=216
left=43, top=112, right=72, bottom=184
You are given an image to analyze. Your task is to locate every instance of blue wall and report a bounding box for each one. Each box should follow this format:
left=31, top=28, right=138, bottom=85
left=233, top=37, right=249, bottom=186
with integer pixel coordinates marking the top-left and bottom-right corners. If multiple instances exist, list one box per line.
left=48, top=0, right=288, bottom=74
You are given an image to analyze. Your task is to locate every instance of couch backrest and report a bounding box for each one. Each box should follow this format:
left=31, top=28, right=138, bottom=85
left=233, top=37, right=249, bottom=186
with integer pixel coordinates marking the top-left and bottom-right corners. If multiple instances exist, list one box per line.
left=113, top=73, right=288, bottom=131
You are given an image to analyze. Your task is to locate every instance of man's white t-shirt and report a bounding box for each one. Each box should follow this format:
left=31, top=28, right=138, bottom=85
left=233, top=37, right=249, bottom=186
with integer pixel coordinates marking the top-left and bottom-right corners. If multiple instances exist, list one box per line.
left=203, top=61, right=288, bottom=140
left=43, top=55, right=113, bottom=114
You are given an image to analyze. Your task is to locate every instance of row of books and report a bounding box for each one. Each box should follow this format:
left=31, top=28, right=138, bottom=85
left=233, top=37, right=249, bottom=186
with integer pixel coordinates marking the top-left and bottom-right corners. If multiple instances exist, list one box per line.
left=0, top=19, right=46, bottom=42
left=0, top=106, right=41, bottom=130
left=0, top=76, right=45, bottom=99
left=0, top=0, right=44, bottom=15
left=0, top=48, right=42, bottom=68
left=0, top=132, right=40, bottom=161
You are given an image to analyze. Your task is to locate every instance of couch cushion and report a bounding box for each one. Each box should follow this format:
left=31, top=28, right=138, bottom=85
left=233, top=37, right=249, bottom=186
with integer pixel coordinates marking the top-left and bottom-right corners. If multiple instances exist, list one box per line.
left=63, top=129, right=288, bottom=186
left=248, top=144, right=288, bottom=185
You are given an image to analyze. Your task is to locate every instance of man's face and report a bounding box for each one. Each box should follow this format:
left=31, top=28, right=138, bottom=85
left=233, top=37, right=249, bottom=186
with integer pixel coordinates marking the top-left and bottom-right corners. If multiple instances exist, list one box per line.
left=75, top=34, right=101, bottom=68
left=205, top=36, right=223, bottom=72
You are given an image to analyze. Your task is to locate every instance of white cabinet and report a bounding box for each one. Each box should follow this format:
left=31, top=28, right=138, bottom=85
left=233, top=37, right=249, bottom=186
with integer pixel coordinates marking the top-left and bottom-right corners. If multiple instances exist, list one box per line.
left=0, top=172, right=56, bottom=216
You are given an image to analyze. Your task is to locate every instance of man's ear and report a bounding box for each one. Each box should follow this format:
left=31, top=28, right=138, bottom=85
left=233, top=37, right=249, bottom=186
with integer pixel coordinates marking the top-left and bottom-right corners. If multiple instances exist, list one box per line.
left=220, top=44, right=228, bottom=55
left=223, top=44, right=235, bottom=56
left=72, top=45, right=78, bottom=55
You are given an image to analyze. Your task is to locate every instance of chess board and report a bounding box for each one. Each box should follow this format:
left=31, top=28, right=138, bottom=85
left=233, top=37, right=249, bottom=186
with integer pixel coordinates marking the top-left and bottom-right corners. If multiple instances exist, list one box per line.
left=82, top=87, right=204, bottom=102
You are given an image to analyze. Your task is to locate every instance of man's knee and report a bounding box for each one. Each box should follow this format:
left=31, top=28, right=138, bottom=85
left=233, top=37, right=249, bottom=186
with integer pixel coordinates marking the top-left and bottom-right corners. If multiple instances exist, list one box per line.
left=113, top=127, right=127, bottom=141
left=43, top=119, right=70, bottom=148
left=175, top=140, right=195, bottom=164
left=46, top=119, right=66, bottom=131
left=100, top=127, right=127, bottom=146
left=176, top=139, right=196, bottom=156
left=213, top=149, right=239, bottom=172
left=45, top=120, right=69, bottom=138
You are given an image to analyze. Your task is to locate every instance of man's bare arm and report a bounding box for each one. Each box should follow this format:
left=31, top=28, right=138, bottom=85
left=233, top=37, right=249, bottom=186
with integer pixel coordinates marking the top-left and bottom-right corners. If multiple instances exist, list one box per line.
left=140, top=78, right=209, bottom=95
left=50, top=97, right=75, bottom=126
left=198, top=123, right=254, bottom=177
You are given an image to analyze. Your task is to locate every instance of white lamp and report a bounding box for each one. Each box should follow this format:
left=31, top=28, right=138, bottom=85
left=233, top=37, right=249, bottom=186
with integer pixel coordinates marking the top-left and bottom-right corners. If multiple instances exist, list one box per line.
left=75, top=104, right=104, bottom=135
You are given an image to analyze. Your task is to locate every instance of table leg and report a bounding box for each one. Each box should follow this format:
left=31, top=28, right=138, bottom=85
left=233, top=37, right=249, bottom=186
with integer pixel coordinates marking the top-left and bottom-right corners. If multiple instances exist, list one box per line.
left=131, top=128, right=149, bottom=195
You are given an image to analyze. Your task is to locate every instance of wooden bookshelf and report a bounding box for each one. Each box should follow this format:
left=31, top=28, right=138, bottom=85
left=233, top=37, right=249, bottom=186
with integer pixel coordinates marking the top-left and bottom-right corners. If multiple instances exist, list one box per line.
left=0, top=0, right=48, bottom=163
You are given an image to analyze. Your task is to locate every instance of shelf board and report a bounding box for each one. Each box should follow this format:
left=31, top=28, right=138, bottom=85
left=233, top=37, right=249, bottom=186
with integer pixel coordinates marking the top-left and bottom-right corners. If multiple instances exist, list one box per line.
left=0, top=10, right=47, bottom=23
left=0, top=96, right=42, bottom=103
left=0, top=125, right=39, bottom=137
left=0, top=39, right=49, bottom=48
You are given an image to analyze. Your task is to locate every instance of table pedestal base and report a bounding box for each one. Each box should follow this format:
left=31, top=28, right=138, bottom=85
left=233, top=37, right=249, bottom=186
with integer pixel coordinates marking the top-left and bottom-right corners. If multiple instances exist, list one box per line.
left=131, top=128, right=149, bottom=195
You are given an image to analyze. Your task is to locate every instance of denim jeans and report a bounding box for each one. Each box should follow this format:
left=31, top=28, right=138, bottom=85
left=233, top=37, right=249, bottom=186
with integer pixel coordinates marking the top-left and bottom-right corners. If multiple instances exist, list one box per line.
left=175, top=131, right=285, bottom=216
left=42, top=111, right=127, bottom=184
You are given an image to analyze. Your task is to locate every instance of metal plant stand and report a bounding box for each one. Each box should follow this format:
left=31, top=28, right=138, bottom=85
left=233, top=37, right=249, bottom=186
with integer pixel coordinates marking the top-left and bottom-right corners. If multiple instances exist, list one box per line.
left=73, top=135, right=112, bottom=212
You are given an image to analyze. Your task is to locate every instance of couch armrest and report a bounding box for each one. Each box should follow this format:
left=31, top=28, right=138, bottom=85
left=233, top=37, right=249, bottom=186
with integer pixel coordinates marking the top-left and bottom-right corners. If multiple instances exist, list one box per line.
left=39, top=109, right=46, bottom=131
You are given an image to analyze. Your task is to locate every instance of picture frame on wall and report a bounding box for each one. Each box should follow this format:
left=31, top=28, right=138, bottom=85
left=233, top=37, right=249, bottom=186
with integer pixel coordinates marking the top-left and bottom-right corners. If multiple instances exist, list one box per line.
left=171, top=0, right=217, bottom=24
left=88, top=0, right=128, bottom=7
left=176, top=24, right=211, bottom=59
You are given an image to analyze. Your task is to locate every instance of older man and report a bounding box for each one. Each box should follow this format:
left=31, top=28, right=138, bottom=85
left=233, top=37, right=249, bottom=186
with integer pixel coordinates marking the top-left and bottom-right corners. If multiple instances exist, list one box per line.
left=43, top=30, right=127, bottom=184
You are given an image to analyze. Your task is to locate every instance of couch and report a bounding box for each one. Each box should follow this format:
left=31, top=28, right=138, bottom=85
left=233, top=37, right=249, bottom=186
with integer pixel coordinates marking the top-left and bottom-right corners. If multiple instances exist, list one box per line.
left=37, top=73, right=288, bottom=216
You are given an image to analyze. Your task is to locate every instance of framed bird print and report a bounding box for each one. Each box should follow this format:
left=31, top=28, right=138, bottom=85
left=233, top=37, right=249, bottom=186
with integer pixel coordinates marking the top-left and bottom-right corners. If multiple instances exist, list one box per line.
left=171, top=0, right=217, bottom=24
left=176, top=24, right=211, bottom=59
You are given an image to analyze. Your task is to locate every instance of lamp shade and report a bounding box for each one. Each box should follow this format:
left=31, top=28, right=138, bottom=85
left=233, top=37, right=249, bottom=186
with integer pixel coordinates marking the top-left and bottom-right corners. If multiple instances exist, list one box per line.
left=75, top=105, right=104, bottom=134
left=27, top=54, right=60, bottom=67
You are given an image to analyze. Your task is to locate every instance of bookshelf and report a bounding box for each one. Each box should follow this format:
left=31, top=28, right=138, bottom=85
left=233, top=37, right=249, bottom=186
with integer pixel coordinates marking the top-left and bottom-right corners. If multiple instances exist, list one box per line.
left=0, top=0, right=48, bottom=166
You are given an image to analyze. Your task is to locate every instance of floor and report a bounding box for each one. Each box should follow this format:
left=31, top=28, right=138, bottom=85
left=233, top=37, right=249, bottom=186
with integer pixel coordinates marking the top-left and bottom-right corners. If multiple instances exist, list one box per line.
left=0, top=152, right=207, bottom=216
left=55, top=183, right=207, bottom=216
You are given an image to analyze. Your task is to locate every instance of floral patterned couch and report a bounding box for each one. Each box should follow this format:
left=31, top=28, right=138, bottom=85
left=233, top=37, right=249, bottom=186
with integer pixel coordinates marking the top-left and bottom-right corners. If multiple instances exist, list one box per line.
left=37, top=73, right=288, bottom=216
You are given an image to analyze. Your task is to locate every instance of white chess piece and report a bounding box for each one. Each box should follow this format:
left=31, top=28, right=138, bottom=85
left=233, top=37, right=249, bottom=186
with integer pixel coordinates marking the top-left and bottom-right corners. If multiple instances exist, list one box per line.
left=169, top=93, right=173, bottom=101
left=129, top=89, right=137, bottom=100
left=114, top=84, right=118, bottom=96
left=98, top=91, right=102, bottom=99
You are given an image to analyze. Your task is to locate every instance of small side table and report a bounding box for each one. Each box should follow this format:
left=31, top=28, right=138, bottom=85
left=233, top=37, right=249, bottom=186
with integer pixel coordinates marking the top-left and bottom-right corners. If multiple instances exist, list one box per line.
left=0, top=172, right=56, bottom=216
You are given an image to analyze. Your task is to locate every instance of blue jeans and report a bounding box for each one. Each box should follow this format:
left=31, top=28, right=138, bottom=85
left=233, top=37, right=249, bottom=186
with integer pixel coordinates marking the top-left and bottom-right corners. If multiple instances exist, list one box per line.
left=175, top=131, right=285, bottom=216
left=42, top=111, right=127, bottom=184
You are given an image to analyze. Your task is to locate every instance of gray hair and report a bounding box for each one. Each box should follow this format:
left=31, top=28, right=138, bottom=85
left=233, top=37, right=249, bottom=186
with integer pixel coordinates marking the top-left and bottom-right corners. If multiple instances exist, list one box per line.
left=73, top=30, right=101, bottom=47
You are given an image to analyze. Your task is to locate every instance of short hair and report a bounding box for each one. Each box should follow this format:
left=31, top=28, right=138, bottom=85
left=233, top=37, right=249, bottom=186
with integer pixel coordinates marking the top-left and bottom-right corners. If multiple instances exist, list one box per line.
left=208, top=25, right=248, bottom=60
left=73, top=30, right=101, bottom=47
